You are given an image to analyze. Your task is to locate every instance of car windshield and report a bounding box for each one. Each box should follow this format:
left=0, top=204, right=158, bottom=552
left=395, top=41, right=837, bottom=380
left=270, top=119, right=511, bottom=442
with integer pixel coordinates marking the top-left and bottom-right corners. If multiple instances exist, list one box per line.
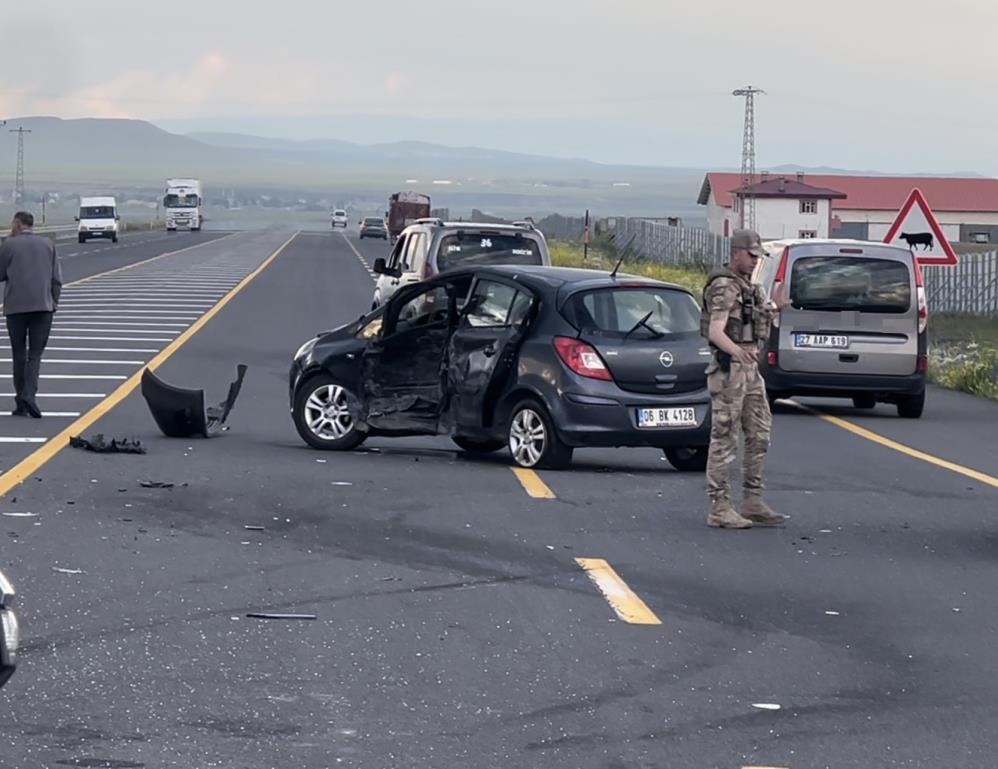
left=436, top=233, right=543, bottom=271
left=334, top=211, right=346, bottom=216
left=565, top=286, right=701, bottom=337
left=790, top=256, right=912, bottom=312
left=79, top=206, right=114, bottom=219
left=164, top=194, right=198, bottom=208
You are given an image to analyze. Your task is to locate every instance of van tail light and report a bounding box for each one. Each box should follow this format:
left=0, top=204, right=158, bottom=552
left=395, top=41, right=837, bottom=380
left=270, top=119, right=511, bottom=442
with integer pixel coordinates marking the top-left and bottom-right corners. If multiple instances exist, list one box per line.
left=553, top=337, right=612, bottom=381
left=770, top=246, right=790, bottom=328
left=914, top=259, right=928, bottom=335
left=767, top=351, right=779, bottom=367
left=917, top=355, right=928, bottom=373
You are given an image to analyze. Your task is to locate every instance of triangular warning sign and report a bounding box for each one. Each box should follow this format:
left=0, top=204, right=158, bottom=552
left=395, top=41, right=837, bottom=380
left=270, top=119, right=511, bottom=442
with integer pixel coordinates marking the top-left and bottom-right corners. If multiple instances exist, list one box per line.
left=883, top=188, right=958, bottom=266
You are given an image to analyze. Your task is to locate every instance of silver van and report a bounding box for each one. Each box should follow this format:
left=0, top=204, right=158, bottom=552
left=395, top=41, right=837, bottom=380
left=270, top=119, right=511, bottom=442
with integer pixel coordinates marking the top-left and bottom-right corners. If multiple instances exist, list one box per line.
left=371, top=219, right=551, bottom=309
left=754, top=239, right=928, bottom=418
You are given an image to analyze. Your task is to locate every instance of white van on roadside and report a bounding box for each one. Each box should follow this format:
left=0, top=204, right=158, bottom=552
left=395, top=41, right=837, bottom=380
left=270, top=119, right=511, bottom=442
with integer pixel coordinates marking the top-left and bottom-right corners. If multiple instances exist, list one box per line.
left=76, top=196, right=120, bottom=244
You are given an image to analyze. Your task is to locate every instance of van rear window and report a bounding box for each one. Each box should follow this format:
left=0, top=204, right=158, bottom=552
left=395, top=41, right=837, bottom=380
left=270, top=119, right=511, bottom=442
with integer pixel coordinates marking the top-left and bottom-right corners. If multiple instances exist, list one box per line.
left=790, top=256, right=911, bottom=313
left=437, top=234, right=542, bottom=271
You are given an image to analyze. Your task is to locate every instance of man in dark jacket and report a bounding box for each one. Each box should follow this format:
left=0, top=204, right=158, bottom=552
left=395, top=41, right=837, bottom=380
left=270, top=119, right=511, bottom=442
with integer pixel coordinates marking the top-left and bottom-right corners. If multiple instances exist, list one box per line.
left=0, top=211, right=63, bottom=417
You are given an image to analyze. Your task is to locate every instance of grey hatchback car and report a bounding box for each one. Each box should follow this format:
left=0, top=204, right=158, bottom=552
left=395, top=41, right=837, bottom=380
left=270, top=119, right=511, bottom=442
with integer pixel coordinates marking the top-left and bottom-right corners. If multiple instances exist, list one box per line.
left=754, top=238, right=928, bottom=418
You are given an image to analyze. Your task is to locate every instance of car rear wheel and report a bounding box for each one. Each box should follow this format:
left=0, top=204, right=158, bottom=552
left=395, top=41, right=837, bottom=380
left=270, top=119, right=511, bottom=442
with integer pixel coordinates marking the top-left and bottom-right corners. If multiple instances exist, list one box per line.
left=853, top=394, right=876, bottom=409
left=508, top=400, right=572, bottom=470
left=452, top=437, right=505, bottom=454
left=897, top=391, right=925, bottom=419
left=293, top=375, right=366, bottom=451
left=664, top=447, right=709, bottom=472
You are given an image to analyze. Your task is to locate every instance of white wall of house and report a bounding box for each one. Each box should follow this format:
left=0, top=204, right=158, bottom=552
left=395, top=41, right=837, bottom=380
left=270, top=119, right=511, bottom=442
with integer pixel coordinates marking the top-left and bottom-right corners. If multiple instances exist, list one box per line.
left=752, top=198, right=833, bottom=240
left=705, top=197, right=735, bottom=237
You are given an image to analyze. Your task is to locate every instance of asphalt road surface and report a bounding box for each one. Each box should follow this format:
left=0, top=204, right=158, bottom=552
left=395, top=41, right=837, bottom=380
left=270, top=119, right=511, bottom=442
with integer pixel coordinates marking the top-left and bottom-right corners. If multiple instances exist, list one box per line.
left=1, top=227, right=996, bottom=769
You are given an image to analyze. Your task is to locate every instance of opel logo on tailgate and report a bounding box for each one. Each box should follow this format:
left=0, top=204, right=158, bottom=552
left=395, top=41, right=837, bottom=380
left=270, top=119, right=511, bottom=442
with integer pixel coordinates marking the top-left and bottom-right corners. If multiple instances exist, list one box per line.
left=659, top=351, right=674, bottom=368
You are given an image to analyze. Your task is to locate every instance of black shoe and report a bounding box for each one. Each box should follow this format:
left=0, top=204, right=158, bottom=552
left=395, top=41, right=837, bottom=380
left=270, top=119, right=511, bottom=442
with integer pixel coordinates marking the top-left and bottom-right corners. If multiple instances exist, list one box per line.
left=23, top=400, right=42, bottom=419
left=10, top=405, right=28, bottom=417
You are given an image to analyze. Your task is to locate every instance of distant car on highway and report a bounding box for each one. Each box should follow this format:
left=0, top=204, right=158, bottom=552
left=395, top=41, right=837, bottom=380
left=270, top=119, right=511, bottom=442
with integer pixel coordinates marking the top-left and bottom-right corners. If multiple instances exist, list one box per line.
left=290, top=265, right=711, bottom=471
left=754, top=238, right=928, bottom=418
left=331, top=209, right=348, bottom=228
left=0, top=570, right=18, bottom=689
left=359, top=217, right=388, bottom=240
left=76, top=196, right=120, bottom=243
left=370, top=219, right=551, bottom=309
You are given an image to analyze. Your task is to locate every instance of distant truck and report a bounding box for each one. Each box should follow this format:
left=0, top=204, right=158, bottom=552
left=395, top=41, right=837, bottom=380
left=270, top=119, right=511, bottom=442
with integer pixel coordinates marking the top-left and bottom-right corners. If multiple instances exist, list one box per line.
left=387, top=191, right=431, bottom=243
left=163, top=179, right=203, bottom=231
left=76, top=196, right=120, bottom=243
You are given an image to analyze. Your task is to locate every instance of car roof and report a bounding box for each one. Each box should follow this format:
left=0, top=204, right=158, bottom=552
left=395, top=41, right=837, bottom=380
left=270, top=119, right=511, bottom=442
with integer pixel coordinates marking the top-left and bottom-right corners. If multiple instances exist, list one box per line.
left=763, top=237, right=913, bottom=256
left=440, top=264, right=694, bottom=301
left=80, top=196, right=116, bottom=206
left=404, top=220, right=543, bottom=235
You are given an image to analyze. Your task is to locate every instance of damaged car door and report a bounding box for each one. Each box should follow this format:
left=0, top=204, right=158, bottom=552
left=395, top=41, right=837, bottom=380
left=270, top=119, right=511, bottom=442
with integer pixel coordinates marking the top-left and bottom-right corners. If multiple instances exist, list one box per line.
left=362, top=282, right=454, bottom=434
left=446, top=277, right=535, bottom=430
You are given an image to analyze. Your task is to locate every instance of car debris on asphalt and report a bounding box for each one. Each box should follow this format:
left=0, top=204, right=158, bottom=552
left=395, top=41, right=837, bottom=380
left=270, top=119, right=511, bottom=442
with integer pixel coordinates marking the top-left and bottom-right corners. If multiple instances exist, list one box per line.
left=69, top=434, right=147, bottom=454
left=246, top=612, right=318, bottom=621
left=142, top=364, right=248, bottom=438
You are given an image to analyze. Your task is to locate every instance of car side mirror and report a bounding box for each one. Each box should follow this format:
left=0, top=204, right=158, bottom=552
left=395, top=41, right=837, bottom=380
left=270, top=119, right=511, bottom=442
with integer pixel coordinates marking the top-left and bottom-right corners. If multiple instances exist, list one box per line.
left=115, top=215, right=121, bottom=221
left=373, top=258, right=388, bottom=275
left=74, top=216, right=80, bottom=222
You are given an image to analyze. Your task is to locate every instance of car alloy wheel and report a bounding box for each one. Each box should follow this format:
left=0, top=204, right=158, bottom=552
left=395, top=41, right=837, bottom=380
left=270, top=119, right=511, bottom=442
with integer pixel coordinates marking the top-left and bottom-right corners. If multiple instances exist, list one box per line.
left=509, top=407, right=546, bottom=468
left=305, top=384, right=354, bottom=440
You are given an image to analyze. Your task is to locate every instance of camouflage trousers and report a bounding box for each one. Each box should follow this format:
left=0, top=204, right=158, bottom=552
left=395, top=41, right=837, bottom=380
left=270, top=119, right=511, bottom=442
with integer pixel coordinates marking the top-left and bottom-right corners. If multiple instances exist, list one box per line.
left=706, top=360, right=772, bottom=501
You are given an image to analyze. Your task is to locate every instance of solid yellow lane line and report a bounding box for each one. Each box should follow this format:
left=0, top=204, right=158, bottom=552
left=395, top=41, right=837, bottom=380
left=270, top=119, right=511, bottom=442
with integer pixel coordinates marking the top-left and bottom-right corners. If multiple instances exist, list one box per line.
left=0, top=231, right=298, bottom=498
left=575, top=558, right=661, bottom=625
left=512, top=467, right=556, bottom=499
left=793, top=403, right=998, bottom=490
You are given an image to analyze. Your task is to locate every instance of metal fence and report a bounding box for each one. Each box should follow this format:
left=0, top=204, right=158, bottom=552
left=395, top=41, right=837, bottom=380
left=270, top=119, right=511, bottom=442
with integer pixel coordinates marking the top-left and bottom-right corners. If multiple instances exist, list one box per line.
left=924, top=251, right=998, bottom=317
left=538, top=215, right=730, bottom=268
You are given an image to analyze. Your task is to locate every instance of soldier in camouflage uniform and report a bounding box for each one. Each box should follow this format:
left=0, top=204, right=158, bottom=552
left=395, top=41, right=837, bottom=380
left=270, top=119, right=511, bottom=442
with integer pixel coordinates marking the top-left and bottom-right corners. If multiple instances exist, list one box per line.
left=701, top=229, right=787, bottom=529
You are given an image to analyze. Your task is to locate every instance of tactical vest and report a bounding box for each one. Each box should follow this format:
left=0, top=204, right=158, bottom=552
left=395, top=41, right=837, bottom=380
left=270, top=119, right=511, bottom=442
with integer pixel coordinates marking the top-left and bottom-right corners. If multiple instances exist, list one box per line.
left=700, top=267, right=771, bottom=345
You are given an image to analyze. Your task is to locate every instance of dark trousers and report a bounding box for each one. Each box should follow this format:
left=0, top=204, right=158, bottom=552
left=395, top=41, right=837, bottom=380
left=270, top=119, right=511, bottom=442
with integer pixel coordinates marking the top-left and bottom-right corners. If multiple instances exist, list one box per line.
left=6, top=311, right=54, bottom=405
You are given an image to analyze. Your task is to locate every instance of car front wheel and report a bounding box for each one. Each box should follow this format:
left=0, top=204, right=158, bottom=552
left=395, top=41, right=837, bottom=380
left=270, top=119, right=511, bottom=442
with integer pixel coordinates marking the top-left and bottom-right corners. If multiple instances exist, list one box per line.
left=664, top=446, right=709, bottom=472
left=508, top=400, right=572, bottom=470
left=293, top=375, right=366, bottom=451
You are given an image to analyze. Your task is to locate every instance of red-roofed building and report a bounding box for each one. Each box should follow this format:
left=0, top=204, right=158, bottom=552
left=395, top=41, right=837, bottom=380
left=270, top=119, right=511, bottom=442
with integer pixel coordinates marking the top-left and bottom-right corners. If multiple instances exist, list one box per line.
left=698, top=171, right=998, bottom=244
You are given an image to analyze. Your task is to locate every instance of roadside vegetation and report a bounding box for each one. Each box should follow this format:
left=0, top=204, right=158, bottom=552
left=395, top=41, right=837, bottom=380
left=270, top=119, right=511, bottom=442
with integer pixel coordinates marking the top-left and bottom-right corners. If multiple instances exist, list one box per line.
left=928, top=314, right=998, bottom=401
left=548, top=239, right=707, bottom=295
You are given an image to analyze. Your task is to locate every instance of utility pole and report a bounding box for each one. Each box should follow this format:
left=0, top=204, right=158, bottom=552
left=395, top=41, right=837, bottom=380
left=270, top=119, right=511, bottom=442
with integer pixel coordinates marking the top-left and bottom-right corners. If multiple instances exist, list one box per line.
left=9, top=126, right=31, bottom=206
left=732, top=86, right=764, bottom=230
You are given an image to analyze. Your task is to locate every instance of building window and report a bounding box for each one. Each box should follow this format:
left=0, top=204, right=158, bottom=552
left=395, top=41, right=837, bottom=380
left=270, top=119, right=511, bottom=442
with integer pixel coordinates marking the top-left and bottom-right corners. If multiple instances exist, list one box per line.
left=800, top=199, right=818, bottom=214
left=799, top=230, right=817, bottom=239
left=970, top=232, right=991, bottom=244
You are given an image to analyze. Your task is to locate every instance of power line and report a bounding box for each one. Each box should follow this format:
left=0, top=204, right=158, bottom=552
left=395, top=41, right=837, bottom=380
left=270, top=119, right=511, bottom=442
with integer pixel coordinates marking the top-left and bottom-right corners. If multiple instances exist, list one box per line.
left=732, top=86, right=764, bottom=230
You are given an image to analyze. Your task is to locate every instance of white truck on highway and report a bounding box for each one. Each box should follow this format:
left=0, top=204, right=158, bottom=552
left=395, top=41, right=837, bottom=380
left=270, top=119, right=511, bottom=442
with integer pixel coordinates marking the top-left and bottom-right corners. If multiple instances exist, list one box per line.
left=163, top=179, right=203, bottom=231
left=76, top=196, right=120, bottom=243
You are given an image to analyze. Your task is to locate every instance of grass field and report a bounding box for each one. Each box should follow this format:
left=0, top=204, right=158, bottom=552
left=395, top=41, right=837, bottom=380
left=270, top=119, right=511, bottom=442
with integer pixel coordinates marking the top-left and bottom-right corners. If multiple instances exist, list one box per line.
left=548, top=240, right=707, bottom=295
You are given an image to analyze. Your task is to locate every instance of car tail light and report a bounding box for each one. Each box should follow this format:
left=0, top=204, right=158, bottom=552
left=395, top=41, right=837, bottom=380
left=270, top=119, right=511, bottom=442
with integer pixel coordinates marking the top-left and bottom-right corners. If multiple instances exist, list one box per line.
left=917, top=355, right=928, bottom=372
left=770, top=246, right=790, bottom=328
left=913, top=259, right=928, bottom=335
left=553, top=337, right=612, bottom=381
left=767, top=351, right=778, bottom=367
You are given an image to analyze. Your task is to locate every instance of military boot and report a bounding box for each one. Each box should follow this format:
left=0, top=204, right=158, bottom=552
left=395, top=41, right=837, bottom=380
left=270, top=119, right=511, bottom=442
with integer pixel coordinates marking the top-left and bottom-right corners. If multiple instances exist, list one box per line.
left=742, top=493, right=786, bottom=525
left=707, top=497, right=753, bottom=529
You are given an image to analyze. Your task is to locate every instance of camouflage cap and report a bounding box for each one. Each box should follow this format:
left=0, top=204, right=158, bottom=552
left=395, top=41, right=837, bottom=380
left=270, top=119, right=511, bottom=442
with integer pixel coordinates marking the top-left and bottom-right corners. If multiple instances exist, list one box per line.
left=730, top=228, right=768, bottom=257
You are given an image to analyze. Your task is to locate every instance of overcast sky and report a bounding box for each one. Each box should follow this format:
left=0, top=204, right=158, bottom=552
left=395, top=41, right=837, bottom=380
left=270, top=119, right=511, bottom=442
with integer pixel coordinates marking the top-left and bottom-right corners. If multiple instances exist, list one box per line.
left=3, top=0, right=996, bottom=173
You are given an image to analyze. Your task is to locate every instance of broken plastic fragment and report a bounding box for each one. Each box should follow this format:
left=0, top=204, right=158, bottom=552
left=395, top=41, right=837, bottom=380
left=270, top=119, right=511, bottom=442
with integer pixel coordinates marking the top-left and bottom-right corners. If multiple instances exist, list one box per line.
left=141, top=364, right=248, bottom=438
left=751, top=703, right=781, bottom=711
left=69, top=434, right=146, bottom=454
left=244, top=525, right=265, bottom=531
left=246, top=613, right=317, bottom=620
left=2, top=512, right=37, bottom=518
left=140, top=480, right=175, bottom=489
left=52, top=567, right=83, bottom=575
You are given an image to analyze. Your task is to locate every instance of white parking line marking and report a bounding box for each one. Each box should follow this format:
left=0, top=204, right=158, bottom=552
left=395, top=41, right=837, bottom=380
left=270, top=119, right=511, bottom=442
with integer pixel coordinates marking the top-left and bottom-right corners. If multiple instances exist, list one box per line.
left=0, top=393, right=106, bottom=398
left=1, top=359, right=145, bottom=365
left=41, top=321, right=190, bottom=327
left=0, top=374, right=127, bottom=380
left=0, top=346, right=159, bottom=353
left=0, top=412, right=79, bottom=418
left=0, top=438, right=47, bottom=444
left=50, top=336, right=173, bottom=342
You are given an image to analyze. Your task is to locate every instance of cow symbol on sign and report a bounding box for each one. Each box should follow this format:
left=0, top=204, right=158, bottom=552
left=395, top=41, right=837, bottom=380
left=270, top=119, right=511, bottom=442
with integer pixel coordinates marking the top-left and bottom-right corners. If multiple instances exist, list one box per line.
left=900, top=232, right=934, bottom=251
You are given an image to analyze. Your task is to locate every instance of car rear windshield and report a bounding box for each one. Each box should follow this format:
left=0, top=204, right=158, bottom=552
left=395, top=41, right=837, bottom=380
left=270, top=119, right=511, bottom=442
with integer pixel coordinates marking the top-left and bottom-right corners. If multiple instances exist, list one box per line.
left=436, top=233, right=542, bottom=271
left=790, top=256, right=912, bottom=312
left=564, top=287, right=701, bottom=337
left=363, top=218, right=383, bottom=225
